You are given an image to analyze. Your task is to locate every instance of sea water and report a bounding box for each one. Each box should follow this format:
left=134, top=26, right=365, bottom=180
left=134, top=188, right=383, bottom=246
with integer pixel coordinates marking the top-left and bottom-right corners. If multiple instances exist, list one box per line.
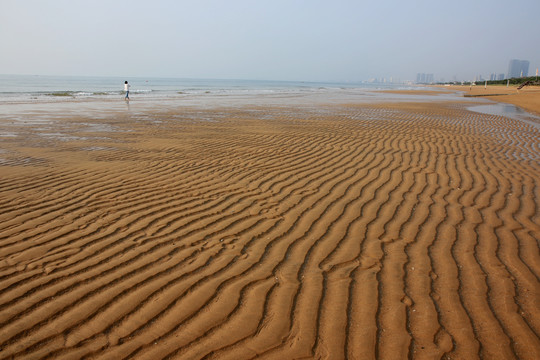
left=0, top=74, right=471, bottom=121
left=0, top=74, right=404, bottom=103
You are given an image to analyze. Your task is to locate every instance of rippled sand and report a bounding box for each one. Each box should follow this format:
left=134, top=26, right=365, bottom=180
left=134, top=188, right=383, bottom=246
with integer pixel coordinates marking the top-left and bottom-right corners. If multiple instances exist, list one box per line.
left=0, top=98, right=539, bottom=359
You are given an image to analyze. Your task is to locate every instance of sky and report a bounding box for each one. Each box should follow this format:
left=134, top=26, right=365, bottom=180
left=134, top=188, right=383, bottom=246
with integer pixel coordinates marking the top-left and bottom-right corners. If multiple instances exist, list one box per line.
left=1, top=0, right=540, bottom=82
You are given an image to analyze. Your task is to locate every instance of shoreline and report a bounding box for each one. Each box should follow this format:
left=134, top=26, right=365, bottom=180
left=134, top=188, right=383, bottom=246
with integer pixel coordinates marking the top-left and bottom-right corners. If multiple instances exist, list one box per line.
left=434, top=84, right=540, bottom=116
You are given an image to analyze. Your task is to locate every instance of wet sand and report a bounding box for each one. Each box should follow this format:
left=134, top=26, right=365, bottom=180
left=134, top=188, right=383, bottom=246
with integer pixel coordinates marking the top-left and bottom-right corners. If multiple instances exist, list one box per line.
left=376, top=89, right=454, bottom=96
left=438, top=85, right=540, bottom=116
left=0, top=97, right=539, bottom=359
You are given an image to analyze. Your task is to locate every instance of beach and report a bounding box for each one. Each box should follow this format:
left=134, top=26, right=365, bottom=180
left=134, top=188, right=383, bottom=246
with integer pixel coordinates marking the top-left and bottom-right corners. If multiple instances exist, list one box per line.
left=440, top=84, right=540, bottom=116
left=0, top=90, right=539, bottom=359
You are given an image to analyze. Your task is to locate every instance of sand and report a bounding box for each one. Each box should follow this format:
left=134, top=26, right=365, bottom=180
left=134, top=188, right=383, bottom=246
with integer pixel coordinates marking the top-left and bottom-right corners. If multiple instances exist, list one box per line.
left=376, top=89, right=455, bottom=96
left=438, top=85, right=540, bottom=116
left=0, top=96, right=539, bottom=359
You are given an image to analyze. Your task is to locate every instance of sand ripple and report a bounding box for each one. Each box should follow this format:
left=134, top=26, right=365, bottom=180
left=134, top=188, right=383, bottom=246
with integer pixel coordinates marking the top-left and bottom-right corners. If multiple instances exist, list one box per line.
left=0, top=102, right=539, bottom=359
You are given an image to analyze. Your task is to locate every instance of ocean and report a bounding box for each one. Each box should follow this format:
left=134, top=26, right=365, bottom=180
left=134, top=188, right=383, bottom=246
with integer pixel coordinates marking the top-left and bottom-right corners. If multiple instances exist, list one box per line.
left=1, top=74, right=474, bottom=127
left=1, top=74, right=537, bottom=145
left=0, top=74, right=407, bottom=104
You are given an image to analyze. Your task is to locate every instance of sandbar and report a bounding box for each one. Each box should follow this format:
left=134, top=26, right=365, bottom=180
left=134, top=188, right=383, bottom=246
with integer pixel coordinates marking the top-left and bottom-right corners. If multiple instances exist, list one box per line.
left=438, top=84, right=540, bottom=116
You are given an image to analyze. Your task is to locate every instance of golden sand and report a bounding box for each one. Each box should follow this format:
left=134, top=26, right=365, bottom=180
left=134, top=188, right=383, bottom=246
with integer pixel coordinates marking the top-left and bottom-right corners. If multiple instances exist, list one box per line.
left=376, top=89, right=454, bottom=96
left=438, top=85, right=540, bottom=116
left=0, top=98, right=539, bottom=359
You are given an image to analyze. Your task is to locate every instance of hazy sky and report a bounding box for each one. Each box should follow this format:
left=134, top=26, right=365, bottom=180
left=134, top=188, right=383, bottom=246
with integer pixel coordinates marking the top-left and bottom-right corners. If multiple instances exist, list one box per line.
left=1, top=0, right=539, bottom=82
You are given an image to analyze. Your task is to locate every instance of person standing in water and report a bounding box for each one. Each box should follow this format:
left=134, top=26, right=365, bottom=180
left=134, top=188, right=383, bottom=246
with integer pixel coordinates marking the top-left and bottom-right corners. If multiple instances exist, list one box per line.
left=124, top=81, right=130, bottom=100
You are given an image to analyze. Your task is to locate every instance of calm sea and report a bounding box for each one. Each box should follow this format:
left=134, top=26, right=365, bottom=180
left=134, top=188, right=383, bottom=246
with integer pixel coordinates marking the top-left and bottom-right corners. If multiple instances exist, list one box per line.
left=0, top=74, right=405, bottom=103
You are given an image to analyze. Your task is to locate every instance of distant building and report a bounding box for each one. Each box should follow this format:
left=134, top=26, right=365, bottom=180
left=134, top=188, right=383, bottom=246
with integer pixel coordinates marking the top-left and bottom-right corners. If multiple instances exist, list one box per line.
left=416, top=73, right=434, bottom=84
left=507, top=59, right=529, bottom=78
left=488, top=73, right=505, bottom=81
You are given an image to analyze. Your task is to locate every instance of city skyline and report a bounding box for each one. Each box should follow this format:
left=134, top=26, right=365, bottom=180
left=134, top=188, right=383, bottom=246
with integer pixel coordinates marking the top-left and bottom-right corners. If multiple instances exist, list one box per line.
left=414, top=61, right=533, bottom=84
left=415, top=58, right=535, bottom=84
left=508, top=59, right=530, bottom=78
